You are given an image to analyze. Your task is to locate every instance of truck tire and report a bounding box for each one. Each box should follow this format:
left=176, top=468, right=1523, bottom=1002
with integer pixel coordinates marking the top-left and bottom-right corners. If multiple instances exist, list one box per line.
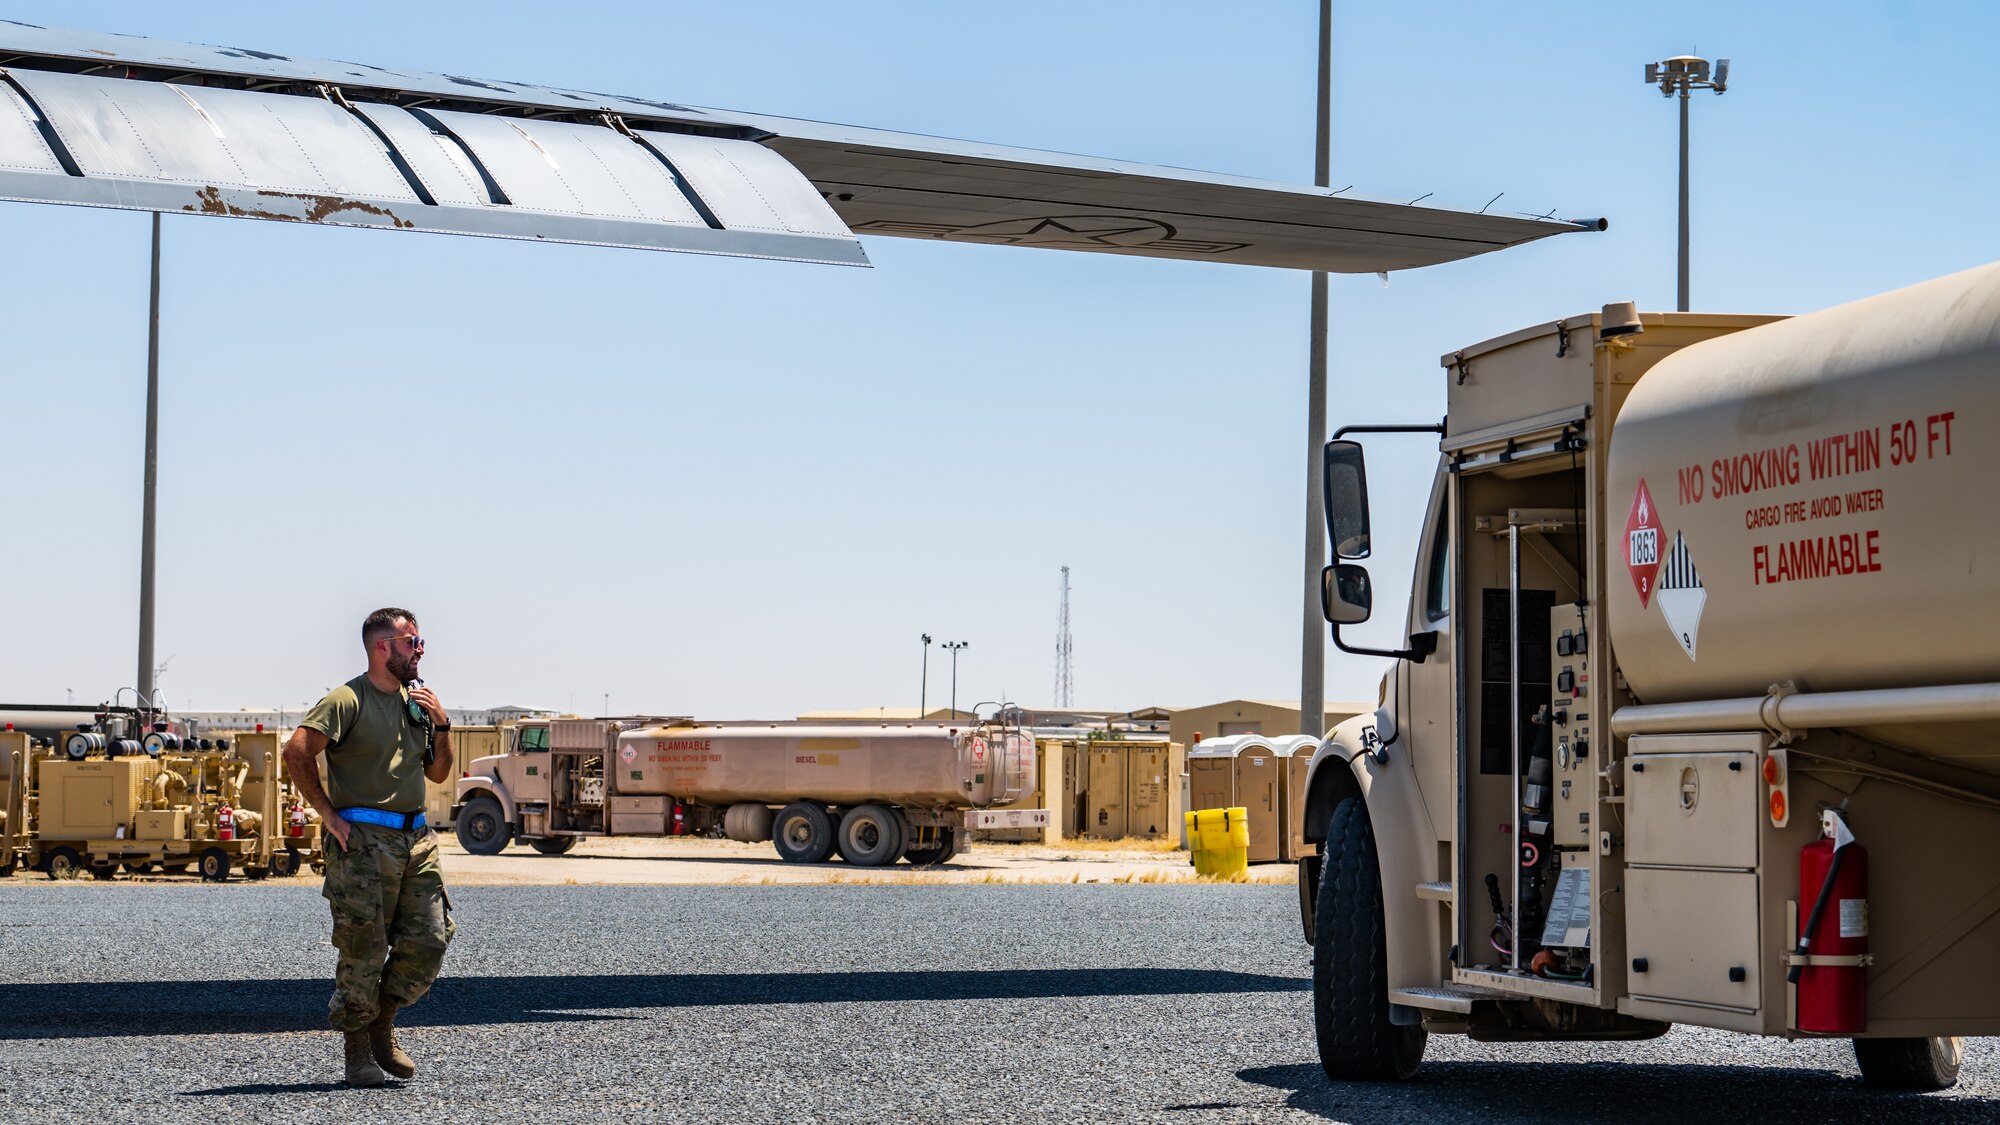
left=1313, top=794, right=1426, bottom=1082
left=905, top=827, right=958, bottom=866
left=271, top=848, right=300, bottom=878
left=530, top=836, right=578, bottom=856
left=43, top=846, right=82, bottom=880
left=1853, top=1036, right=1962, bottom=1090
left=198, top=847, right=231, bottom=882
left=456, top=796, right=511, bottom=856
left=836, top=804, right=906, bottom=867
left=773, top=802, right=835, bottom=864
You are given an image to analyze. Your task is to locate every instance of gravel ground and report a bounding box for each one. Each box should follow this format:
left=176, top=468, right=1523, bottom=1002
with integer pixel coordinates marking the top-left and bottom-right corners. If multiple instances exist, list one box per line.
left=0, top=883, right=1994, bottom=1124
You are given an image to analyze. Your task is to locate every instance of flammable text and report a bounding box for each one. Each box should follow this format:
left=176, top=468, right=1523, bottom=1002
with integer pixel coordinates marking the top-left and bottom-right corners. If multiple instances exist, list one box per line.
left=1752, top=530, right=1882, bottom=585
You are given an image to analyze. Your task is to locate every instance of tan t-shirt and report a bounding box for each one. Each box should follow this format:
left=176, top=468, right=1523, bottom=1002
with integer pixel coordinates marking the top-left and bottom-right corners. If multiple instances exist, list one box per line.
left=302, top=674, right=429, bottom=813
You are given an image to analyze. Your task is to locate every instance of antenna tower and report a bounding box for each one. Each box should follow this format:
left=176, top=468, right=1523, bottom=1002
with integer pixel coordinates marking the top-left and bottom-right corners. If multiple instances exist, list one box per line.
left=1054, top=565, right=1073, bottom=708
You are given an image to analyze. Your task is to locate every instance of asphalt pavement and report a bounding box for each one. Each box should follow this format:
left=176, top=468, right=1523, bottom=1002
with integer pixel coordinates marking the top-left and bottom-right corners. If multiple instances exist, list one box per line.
left=0, top=883, right=1994, bottom=1123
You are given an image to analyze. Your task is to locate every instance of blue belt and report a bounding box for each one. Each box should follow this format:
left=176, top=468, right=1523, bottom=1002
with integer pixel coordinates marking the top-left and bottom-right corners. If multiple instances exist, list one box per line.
left=340, top=807, right=427, bottom=831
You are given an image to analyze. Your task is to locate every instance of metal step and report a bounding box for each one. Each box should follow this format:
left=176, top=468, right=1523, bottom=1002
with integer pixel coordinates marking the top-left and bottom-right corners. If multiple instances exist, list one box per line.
left=1389, top=984, right=1517, bottom=1014
left=1414, top=880, right=1453, bottom=902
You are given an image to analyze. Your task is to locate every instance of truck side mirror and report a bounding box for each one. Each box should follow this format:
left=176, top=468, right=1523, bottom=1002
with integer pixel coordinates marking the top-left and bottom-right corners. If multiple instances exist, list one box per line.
left=1323, top=440, right=1371, bottom=559
left=1322, top=563, right=1373, bottom=625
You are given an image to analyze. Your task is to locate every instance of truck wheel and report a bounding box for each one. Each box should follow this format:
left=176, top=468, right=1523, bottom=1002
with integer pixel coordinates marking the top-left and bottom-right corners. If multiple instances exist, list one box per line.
left=1853, top=1036, right=1962, bottom=1090
left=1313, top=794, right=1426, bottom=1082
left=89, top=862, right=119, bottom=880
left=44, top=847, right=82, bottom=880
left=198, top=847, right=231, bottom=882
left=270, top=848, right=300, bottom=878
left=773, top=802, right=835, bottom=864
left=456, top=796, right=511, bottom=856
left=836, top=805, right=906, bottom=867
left=905, top=827, right=958, bottom=866
left=530, top=836, right=578, bottom=856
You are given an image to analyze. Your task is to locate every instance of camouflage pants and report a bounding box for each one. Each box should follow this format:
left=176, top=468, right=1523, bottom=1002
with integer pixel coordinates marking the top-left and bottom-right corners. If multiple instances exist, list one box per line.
left=322, top=821, right=455, bottom=1031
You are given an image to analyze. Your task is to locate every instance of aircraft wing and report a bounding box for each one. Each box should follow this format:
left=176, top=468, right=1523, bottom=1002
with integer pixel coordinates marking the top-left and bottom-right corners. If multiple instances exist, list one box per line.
left=0, top=22, right=1600, bottom=271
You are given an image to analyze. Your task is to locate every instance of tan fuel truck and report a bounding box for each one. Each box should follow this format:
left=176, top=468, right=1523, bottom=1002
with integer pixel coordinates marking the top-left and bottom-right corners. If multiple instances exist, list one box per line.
left=1300, top=260, right=2000, bottom=1091
left=454, top=717, right=1043, bottom=866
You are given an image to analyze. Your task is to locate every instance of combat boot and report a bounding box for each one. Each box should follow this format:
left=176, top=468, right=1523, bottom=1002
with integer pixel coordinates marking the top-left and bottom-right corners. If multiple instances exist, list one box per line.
left=368, top=1005, right=416, bottom=1078
left=344, top=1029, right=388, bottom=1087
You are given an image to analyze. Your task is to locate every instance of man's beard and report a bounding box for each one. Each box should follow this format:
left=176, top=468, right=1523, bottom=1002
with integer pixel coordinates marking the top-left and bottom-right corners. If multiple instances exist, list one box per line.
left=389, top=651, right=419, bottom=683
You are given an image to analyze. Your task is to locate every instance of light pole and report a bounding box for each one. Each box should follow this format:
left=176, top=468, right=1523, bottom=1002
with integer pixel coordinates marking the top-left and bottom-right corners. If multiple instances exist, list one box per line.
left=919, top=633, right=933, bottom=718
left=1298, top=0, right=1332, bottom=739
left=136, top=212, right=163, bottom=705
left=1644, top=55, right=1729, bottom=312
left=943, top=641, right=969, bottom=718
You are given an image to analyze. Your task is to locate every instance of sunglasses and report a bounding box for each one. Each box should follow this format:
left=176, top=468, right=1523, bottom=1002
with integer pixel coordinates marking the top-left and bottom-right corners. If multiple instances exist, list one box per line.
left=383, top=634, right=426, bottom=650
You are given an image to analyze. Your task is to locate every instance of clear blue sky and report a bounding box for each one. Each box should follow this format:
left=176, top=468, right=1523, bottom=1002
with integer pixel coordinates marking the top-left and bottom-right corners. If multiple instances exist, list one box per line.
left=5, top=2, right=1998, bottom=720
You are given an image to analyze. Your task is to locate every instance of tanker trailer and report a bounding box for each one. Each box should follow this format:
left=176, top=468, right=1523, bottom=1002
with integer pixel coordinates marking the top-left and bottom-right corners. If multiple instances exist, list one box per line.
left=455, top=718, right=1044, bottom=866
left=1298, top=260, right=2000, bottom=1090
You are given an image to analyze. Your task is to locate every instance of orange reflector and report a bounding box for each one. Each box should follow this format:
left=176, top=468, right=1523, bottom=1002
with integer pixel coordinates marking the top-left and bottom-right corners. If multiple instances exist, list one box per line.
left=1769, top=790, right=1787, bottom=823
left=1762, top=755, right=1782, bottom=785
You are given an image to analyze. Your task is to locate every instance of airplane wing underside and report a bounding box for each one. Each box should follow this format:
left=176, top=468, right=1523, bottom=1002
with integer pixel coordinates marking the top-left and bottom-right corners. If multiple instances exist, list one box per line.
left=0, top=21, right=1600, bottom=271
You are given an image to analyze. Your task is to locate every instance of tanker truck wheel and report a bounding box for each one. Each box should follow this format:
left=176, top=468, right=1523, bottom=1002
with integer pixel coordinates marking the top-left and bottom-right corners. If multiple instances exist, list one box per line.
left=904, top=827, right=959, bottom=866
left=1853, top=1036, right=1963, bottom=1090
left=1313, top=794, right=1425, bottom=1082
left=835, top=805, right=906, bottom=867
left=43, top=846, right=82, bottom=880
left=530, top=836, right=578, bottom=856
left=456, top=796, right=511, bottom=856
left=773, top=802, right=835, bottom=864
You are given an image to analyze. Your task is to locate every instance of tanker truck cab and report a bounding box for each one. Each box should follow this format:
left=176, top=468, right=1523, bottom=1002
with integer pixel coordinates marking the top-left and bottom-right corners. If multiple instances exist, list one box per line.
left=1305, top=270, right=2000, bottom=1090
left=457, top=718, right=613, bottom=855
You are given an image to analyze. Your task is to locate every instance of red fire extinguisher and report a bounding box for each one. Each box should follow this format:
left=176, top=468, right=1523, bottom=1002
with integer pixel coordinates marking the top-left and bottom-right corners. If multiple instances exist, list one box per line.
left=289, top=804, right=307, bottom=838
left=217, top=804, right=236, bottom=842
left=671, top=800, right=687, bottom=836
left=1790, top=809, right=1867, bottom=1034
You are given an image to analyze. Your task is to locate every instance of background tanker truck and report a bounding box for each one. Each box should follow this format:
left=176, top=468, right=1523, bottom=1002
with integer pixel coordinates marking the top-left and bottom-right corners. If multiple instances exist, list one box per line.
left=454, top=717, right=1043, bottom=866
left=1300, top=260, right=2000, bottom=1091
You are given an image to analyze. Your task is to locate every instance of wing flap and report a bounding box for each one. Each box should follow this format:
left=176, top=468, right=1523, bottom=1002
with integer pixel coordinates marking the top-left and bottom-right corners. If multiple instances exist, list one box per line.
left=0, top=68, right=868, bottom=266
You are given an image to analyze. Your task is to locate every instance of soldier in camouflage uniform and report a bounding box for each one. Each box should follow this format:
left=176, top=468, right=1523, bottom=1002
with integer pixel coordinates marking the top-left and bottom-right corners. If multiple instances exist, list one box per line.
left=284, top=607, right=456, bottom=1087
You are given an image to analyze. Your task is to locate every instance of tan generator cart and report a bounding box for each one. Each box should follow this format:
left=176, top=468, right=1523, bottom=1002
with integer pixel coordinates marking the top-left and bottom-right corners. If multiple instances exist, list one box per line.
left=25, top=728, right=292, bottom=880
left=1300, top=262, right=2000, bottom=1091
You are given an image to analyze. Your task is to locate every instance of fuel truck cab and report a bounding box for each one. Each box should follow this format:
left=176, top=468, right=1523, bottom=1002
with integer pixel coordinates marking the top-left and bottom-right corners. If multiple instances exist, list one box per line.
left=1300, top=261, right=2000, bottom=1090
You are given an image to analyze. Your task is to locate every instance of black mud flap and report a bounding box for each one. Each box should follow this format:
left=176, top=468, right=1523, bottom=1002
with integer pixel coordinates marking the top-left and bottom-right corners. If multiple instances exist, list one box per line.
left=1298, top=853, right=1322, bottom=944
